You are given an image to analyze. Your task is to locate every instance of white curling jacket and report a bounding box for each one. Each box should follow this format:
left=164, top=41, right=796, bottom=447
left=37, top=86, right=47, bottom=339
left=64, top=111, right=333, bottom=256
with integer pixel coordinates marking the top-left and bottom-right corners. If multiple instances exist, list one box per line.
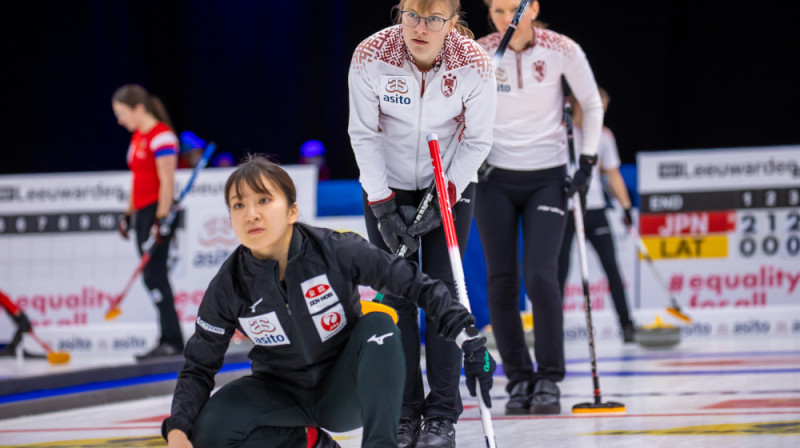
left=477, top=28, right=603, bottom=171
left=348, top=25, right=497, bottom=202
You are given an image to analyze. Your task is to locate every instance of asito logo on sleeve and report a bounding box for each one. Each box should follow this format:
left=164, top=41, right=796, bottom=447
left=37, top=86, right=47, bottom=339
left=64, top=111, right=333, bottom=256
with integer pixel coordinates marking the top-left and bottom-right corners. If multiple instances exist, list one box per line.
left=238, top=311, right=291, bottom=346
left=301, top=274, right=341, bottom=314
left=313, top=303, right=347, bottom=342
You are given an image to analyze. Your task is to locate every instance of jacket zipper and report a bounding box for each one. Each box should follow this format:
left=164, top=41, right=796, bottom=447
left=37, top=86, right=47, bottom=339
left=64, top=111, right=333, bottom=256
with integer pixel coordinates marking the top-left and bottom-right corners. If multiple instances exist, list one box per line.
left=416, top=68, right=428, bottom=190
left=515, top=51, right=523, bottom=89
left=277, top=264, right=314, bottom=366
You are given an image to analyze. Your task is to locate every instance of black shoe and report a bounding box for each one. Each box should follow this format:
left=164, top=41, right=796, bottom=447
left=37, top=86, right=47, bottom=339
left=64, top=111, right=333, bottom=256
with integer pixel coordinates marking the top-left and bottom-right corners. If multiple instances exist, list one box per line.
left=622, top=324, right=636, bottom=343
left=313, top=428, right=341, bottom=448
left=135, top=343, right=182, bottom=361
left=505, top=380, right=532, bottom=415
left=398, top=417, right=421, bottom=448
left=529, top=379, right=560, bottom=414
left=416, top=417, right=455, bottom=448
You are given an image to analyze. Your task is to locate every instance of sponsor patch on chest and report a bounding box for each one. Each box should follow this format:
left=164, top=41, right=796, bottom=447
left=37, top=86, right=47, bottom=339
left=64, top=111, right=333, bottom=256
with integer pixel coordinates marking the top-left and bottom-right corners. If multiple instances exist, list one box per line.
left=300, top=274, right=341, bottom=314
left=313, top=303, right=347, bottom=342
left=380, top=75, right=413, bottom=106
left=238, top=311, right=291, bottom=346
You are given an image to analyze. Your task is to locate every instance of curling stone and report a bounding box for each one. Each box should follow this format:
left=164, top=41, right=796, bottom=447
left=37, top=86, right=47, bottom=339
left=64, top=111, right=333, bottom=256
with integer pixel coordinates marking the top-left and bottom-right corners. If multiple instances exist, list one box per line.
left=636, top=315, right=681, bottom=348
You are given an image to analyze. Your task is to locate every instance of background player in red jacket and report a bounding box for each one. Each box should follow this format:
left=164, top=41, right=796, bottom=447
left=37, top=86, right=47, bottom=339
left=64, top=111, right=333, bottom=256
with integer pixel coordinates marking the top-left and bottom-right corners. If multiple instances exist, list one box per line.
left=112, top=84, right=184, bottom=360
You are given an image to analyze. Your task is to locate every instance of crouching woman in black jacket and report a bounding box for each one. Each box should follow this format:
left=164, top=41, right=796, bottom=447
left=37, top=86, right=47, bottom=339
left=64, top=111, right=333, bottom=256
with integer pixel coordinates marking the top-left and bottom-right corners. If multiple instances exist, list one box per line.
left=162, top=154, right=496, bottom=448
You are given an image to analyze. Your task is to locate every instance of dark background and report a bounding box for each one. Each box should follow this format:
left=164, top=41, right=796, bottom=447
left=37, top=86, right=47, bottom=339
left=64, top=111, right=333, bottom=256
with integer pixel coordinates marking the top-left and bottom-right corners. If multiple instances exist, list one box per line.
left=4, top=1, right=798, bottom=178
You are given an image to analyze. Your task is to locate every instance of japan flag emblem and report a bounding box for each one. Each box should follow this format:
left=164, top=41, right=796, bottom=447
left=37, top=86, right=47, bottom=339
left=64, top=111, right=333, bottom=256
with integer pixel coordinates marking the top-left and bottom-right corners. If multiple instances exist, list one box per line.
left=441, top=73, right=457, bottom=97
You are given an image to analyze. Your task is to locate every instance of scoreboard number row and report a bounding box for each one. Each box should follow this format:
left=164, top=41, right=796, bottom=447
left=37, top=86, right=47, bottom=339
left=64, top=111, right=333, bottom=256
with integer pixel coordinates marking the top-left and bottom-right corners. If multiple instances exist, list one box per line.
left=740, top=211, right=800, bottom=234
left=0, top=212, right=123, bottom=235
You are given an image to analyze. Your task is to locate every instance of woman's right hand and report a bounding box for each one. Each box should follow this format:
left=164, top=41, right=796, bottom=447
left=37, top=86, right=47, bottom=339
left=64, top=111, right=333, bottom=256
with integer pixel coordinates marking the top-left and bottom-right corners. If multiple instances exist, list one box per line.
left=369, top=195, right=419, bottom=255
left=167, top=429, right=193, bottom=448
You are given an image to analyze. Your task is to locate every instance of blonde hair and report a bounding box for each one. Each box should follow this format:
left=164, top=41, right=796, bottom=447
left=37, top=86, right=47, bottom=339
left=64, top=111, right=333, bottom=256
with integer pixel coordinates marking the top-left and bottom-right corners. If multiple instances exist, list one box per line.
left=395, top=0, right=473, bottom=39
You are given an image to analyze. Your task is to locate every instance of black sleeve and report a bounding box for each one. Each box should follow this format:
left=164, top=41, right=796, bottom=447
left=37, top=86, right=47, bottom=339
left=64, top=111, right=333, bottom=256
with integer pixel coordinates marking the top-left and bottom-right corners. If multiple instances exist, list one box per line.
left=161, top=276, right=238, bottom=440
left=332, top=231, right=474, bottom=340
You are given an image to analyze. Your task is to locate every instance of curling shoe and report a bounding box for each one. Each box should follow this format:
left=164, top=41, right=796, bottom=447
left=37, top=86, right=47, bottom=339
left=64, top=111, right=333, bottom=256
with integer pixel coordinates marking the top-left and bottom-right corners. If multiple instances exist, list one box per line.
left=505, top=380, right=532, bottom=415
left=529, top=378, right=561, bottom=414
left=135, top=343, right=182, bottom=362
left=397, top=417, right=421, bottom=448
left=622, top=323, right=636, bottom=343
left=416, top=417, right=455, bottom=448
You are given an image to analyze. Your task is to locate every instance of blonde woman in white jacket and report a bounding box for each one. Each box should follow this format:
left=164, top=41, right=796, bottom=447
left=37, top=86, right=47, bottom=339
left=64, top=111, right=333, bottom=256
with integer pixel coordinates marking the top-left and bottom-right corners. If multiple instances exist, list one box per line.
left=348, top=1, right=496, bottom=446
left=475, top=0, right=603, bottom=417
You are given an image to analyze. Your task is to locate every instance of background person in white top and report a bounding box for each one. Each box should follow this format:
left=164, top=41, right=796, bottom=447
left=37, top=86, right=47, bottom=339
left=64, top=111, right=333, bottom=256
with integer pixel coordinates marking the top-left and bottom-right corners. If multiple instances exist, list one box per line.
left=475, top=0, right=603, bottom=416
left=348, top=1, right=496, bottom=447
left=558, top=88, right=636, bottom=342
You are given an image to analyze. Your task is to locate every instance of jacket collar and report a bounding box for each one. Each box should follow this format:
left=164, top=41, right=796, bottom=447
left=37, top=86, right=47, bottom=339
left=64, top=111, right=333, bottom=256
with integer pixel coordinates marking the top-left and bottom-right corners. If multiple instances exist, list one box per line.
left=239, top=225, right=305, bottom=274
left=402, top=26, right=455, bottom=72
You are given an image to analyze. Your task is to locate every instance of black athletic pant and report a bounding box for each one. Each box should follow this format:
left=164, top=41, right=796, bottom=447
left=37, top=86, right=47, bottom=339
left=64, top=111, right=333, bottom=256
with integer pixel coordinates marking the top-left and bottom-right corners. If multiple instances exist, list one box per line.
left=557, top=208, right=633, bottom=327
left=362, top=184, right=475, bottom=423
left=191, top=313, right=404, bottom=448
left=474, top=166, right=567, bottom=390
left=134, top=203, right=183, bottom=350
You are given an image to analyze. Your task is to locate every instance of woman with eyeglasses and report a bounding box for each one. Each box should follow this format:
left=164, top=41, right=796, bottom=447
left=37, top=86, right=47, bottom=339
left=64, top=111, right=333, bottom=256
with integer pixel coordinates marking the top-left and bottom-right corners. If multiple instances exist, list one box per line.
left=348, top=1, right=496, bottom=447
left=474, top=0, right=603, bottom=416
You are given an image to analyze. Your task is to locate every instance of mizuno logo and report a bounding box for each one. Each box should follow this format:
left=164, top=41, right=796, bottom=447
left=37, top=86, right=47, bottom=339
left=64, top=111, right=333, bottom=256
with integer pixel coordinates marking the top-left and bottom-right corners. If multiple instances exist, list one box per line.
left=367, top=332, right=394, bottom=345
left=250, top=298, right=263, bottom=313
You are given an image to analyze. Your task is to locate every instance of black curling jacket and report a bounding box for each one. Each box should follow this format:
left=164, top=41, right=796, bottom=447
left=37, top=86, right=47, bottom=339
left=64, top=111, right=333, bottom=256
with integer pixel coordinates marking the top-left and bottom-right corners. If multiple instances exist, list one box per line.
left=162, top=223, right=474, bottom=439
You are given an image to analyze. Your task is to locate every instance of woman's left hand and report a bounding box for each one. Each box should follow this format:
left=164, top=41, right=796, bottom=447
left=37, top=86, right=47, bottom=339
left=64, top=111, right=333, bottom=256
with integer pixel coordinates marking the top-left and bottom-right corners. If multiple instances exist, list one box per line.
left=462, top=335, right=497, bottom=407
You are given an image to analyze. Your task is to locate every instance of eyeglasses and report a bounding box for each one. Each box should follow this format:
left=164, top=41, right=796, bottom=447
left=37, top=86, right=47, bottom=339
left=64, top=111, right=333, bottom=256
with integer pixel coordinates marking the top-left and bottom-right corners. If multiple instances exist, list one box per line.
left=400, top=10, right=453, bottom=32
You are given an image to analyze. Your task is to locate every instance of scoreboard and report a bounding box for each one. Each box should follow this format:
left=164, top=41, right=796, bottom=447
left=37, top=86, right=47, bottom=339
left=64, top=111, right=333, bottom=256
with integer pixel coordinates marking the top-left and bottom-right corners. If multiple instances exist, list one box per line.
left=637, top=146, right=800, bottom=311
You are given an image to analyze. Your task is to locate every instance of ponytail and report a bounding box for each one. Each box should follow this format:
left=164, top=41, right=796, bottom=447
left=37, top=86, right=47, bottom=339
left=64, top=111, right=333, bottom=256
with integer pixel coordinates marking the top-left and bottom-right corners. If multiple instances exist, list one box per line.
left=146, top=95, right=174, bottom=131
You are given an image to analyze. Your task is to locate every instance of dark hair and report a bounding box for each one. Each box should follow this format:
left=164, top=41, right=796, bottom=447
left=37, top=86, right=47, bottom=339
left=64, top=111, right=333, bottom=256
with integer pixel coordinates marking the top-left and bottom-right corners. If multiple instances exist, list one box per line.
left=395, top=0, right=473, bottom=39
left=111, top=84, right=174, bottom=130
left=224, top=154, right=297, bottom=209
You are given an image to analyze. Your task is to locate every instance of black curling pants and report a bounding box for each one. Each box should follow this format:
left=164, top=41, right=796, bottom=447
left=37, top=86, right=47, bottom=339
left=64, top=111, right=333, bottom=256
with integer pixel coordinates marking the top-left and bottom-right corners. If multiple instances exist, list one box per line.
left=191, top=313, right=404, bottom=448
left=134, top=203, right=183, bottom=350
left=474, top=166, right=568, bottom=391
left=362, top=184, right=475, bottom=423
left=557, top=208, right=633, bottom=328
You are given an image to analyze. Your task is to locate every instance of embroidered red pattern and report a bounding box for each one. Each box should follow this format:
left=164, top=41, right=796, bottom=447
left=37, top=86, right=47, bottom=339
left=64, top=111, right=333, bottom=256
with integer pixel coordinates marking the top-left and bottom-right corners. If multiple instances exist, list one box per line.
left=444, top=31, right=493, bottom=81
left=453, top=106, right=466, bottom=142
left=351, top=26, right=407, bottom=74
left=475, top=32, right=502, bottom=52
left=534, top=28, right=576, bottom=58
